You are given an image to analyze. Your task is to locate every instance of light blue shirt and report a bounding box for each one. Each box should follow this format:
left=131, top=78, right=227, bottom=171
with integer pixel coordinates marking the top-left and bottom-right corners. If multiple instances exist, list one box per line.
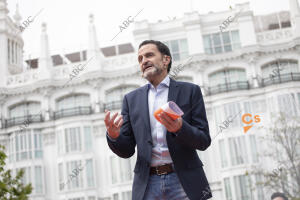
left=147, top=75, right=173, bottom=167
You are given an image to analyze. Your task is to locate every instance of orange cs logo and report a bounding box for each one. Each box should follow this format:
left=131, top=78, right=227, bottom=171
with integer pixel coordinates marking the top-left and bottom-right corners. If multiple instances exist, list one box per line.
left=242, top=113, right=261, bottom=133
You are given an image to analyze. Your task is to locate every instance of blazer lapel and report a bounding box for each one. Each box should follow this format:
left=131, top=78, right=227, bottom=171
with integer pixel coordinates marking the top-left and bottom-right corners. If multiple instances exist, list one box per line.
left=140, top=84, right=152, bottom=140
left=166, top=78, right=180, bottom=155
left=168, top=78, right=180, bottom=105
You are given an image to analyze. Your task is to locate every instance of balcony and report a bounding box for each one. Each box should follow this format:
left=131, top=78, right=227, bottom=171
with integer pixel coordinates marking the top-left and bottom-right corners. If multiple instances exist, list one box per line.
left=256, top=28, right=293, bottom=45
left=261, top=72, right=300, bottom=87
left=104, top=100, right=123, bottom=111
left=4, top=114, right=43, bottom=128
left=53, top=106, right=92, bottom=120
left=205, top=81, right=250, bottom=96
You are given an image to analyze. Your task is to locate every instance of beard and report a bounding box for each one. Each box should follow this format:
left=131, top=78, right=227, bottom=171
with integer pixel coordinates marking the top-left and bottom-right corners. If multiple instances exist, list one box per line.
left=142, top=64, right=163, bottom=80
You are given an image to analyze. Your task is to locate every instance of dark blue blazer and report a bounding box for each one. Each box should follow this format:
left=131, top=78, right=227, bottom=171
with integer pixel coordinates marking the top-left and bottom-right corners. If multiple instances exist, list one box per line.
left=106, top=78, right=212, bottom=200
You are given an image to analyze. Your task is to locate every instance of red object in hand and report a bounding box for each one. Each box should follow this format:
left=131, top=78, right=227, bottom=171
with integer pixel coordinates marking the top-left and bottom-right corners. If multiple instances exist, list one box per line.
left=154, top=101, right=184, bottom=124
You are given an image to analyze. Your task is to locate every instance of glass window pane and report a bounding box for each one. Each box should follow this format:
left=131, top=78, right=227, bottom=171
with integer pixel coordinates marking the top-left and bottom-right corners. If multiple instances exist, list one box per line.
left=180, top=39, right=188, bottom=52
left=86, top=159, right=95, bottom=187
left=234, top=175, right=251, bottom=200
left=58, top=163, right=64, bottom=190
left=163, top=39, right=189, bottom=60
left=65, top=129, right=69, bottom=153
left=231, top=31, right=240, bottom=43
left=173, top=53, right=180, bottom=61
left=224, top=45, right=232, bottom=52
left=34, top=166, right=43, bottom=193
left=84, top=127, right=92, bottom=151
left=222, top=32, right=231, bottom=44
left=120, top=158, right=132, bottom=182
left=224, top=178, right=232, bottom=200
left=170, top=40, right=179, bottom=52
left=212, top=33, right=221, bottom=46
left=67, top=160, right=83, bottom=189
left=214, top=47, right=223, bottom=54
left=219, top=140, right=228, bottom=168
left=203, top=35, right=213, bottom=54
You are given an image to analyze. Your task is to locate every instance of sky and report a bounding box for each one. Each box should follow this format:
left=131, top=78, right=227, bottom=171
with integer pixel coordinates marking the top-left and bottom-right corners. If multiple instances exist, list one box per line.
left=6, top=0, right=291, bottom=60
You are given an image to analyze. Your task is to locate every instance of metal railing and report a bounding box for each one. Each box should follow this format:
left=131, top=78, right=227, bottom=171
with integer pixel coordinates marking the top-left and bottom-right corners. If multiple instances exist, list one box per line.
left=53, top=106, right=92, bottom=120
left=4, top=114, right=43, bottom=128
left=261, top=72, right=300, bottom=87
left=205, top=81, right=250, bottom=96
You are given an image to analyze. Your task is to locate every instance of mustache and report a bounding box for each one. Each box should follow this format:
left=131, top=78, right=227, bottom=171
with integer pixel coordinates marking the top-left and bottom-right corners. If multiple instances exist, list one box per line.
left=143, top=62, right=154, bottom=71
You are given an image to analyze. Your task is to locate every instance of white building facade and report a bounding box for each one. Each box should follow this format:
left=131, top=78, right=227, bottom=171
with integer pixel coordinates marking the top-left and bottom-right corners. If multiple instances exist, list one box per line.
left=0, top=0, right=300, bottom=199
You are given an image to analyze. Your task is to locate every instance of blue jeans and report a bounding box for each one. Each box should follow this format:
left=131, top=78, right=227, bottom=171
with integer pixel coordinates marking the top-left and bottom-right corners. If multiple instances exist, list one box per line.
left=143, top=172, right=189, bottom=200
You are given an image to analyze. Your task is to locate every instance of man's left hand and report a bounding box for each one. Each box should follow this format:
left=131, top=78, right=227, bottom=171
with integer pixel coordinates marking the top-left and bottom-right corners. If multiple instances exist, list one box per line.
left=158, top=112, right=183, bottom=133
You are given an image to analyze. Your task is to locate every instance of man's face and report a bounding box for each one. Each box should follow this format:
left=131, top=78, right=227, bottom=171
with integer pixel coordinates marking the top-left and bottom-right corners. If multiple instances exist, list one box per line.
left=138, top=44, right=169, bottom=81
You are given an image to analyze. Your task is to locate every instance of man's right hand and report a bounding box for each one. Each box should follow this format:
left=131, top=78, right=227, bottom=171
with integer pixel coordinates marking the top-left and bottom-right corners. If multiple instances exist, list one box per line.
left=104, top=109, right=123, bottom=139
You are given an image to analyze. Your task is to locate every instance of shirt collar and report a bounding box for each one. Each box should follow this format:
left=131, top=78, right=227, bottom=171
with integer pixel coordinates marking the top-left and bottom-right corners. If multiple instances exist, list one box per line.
left=147, top=75, right=170, bottom=89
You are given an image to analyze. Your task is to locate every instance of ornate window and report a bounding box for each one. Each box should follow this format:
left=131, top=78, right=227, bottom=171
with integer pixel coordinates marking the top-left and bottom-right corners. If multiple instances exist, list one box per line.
left=55, top=94, right=91, bottom=119
left=58, top=159, right=95, bottom=191
left=208, top=69, right=248, bottom=95
left=57, top=126, right=93, bottom=154
left=6, top=102, right=42, bottom=128
left=57, top=94, right=90, bottom=111
left=15, top=165, right=44, bottom=194
left=110, top=155, right=133, bottom=184
left=203, top=30, right=241, bottom=54
left=164, top=39, right=189, bottom=61
left=224, top=178, right=233, bottom=200
left=233, top=175, right=251, bottom=199
left=261, top=60, right=299, bottom=78
left=8, top=129, right=43, bottom=162
left=229, top=136, right=248, bottom=166
left=9, top=102, right=41, bottom=118
left=209, top=68, right=246, bottom=86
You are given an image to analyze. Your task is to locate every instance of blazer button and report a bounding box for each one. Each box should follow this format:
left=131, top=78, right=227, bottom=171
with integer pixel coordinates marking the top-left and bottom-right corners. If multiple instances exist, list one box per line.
left=147, top=140, right=153, bottom=146
left=147, top=163, right=150, bottom=167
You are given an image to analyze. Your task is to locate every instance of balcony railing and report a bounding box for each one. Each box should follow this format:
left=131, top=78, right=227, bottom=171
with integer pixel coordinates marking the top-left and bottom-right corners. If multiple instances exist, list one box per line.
left=104, top=100, right=123, bottom=111
left=53, top=106, right=92, bottom=120
left=205, top=81, right=250, bottom=96
left=261, top=72, right=300, bottom=87
left=4, top=114, right=43, bottom=128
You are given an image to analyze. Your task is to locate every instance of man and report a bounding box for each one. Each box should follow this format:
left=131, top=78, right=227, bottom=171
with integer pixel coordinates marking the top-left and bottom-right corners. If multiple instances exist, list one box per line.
left=104, top=40, right=212, bottom=200
left=271, top=192, right=288, bottom=200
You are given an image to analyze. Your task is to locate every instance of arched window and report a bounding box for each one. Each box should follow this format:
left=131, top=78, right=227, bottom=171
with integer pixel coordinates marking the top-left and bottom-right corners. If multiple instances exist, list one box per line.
left=209, top=68, right=247, bottom=86
left=55, top=94, right=91, bottom=119
left=261, top=60, right=299, bottom=78
left=9, top=102, right=41, bottom=118
left=6, top=102, right=42, bottom=128
left=208, top=68, right=248, bottom=94
left=57, top=94, right=90, bottom=110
